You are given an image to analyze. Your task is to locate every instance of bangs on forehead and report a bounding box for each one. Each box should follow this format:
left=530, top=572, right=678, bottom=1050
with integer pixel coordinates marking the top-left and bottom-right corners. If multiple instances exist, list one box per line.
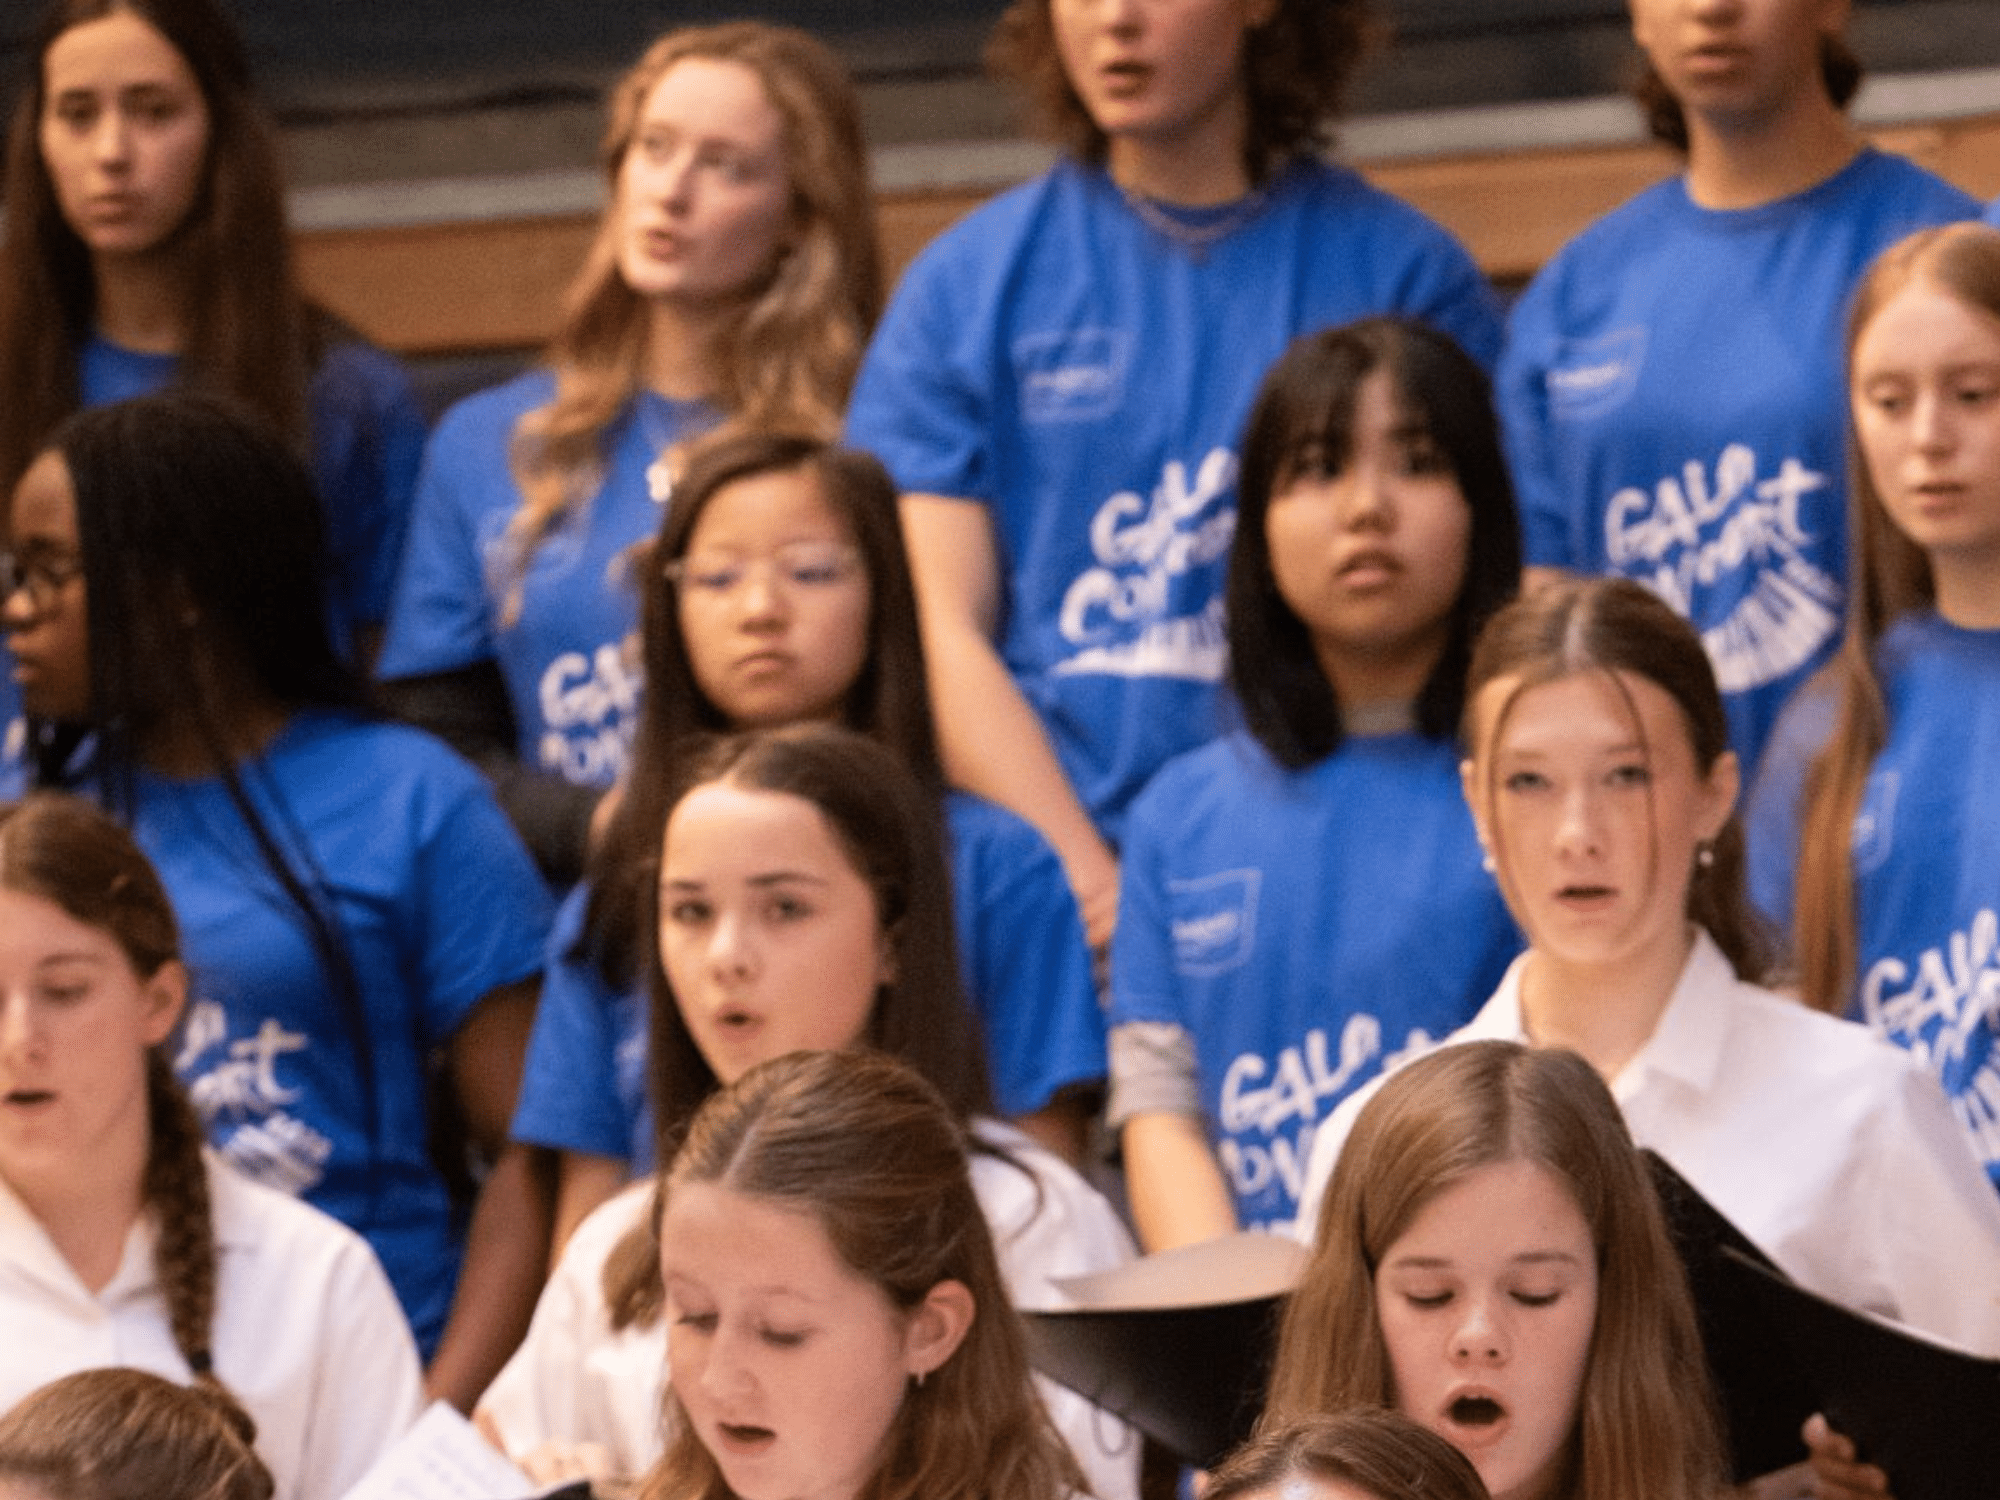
left=1272, top=353, right=1426, bottom=483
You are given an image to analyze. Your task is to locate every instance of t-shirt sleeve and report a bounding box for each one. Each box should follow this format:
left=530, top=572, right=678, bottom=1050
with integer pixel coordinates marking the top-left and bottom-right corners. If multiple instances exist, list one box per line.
left=1496, top=270, right=1582, bottom=570
left=512, top=885, right=637, bottom=1160
left=947, top=797, right=1106, bottom=1117
left=378, top=401, right=506, bottom=680
left=1105, top=772, right=1185, bottom=1032
left=844, top=233, right=995, bottom=502
left=408, top=752, right=553, bottom=1039
left=309, top=341, right=429, bottom=634
left=1396, top=225, right=1505, bottom=374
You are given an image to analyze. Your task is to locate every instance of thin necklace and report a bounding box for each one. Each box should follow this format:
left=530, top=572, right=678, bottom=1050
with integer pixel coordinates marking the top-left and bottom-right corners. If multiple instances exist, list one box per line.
left=1115, top=180, right=1267, bottom=260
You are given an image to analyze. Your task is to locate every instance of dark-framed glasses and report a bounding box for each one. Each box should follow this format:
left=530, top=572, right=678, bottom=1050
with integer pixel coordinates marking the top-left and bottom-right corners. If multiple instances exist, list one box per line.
left=0, top=550, right=84, bottom=615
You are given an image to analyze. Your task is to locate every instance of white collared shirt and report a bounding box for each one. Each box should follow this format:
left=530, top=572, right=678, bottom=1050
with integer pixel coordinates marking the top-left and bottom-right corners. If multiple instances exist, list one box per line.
left=1296, top=931, right=2000, bottom=1354
left=478, top=1117, right=1143, bottom=1500
left=0, top=1152, right=424, bottom=1500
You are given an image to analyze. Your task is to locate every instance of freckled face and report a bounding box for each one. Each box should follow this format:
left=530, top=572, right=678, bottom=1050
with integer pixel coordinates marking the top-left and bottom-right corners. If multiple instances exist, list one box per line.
left=662, top=1181, right=922, bottom=1500
left=1375, top=1158, right=1599, bottom=1500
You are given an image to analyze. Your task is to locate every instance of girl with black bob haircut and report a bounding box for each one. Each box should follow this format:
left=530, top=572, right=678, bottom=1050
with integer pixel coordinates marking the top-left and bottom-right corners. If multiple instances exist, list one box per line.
left=2, top=391, right=553, bottom=1408
left=1228, top=316, right=1522, bottom=767
left=1110, top=317, right=1522, bottom=1252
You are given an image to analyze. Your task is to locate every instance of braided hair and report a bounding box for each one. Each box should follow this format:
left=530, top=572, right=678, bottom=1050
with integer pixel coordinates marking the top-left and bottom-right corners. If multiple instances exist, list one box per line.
left=0, top=793, right=221, bottom=1388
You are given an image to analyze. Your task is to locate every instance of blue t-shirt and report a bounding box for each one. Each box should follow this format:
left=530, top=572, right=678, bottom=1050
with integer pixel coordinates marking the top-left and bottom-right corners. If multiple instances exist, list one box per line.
left=138, top=712, right=553, bottom=1353
left=78, top=334, right=426, bottom=643
left=845, top=157, right=1502, bottom=842
left=1498, top=149, right=1976, bottom=775
left=512, top=789, right=1107, bottom=1165
left=1745, top=612, right=2000, bottom=1189
left=1109, top=729, right=1522, bottom=1234
left=377, top=372, right=714, bottom=791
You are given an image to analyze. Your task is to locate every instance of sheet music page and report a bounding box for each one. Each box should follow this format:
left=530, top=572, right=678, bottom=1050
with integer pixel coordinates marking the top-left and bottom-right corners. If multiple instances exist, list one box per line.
left=336, top=1401, right=537, bottom=1500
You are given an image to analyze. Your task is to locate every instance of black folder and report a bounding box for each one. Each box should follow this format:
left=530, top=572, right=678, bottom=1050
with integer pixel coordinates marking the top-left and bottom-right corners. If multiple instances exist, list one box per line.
left=1644, top=1149, right=2000, bottom=1499
left=1017, top=1233, right=1306, bottom=1470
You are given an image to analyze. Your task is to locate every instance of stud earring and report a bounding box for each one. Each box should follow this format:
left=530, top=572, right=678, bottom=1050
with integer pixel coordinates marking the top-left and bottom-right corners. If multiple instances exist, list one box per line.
left=1480, top=851, right=1496, bottom=874
left=1695, top=841, right=1715, bottom=870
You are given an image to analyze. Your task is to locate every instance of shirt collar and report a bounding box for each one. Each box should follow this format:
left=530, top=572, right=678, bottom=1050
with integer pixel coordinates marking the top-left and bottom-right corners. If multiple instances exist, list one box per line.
left=1456, top=929, right=1735, bottom=1102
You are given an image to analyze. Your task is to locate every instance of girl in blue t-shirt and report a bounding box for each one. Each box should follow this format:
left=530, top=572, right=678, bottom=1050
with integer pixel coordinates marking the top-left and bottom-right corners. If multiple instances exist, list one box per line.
left=519, top=432, right=1104, bottom=1251
left=376, top=23, right=881, bottom=885
left=1110, top=317, right=1522, bottom=1249
left=1499, top=0, right=1976, bottom=779
left=0, top=0, right=424, bottom=655
left=1, top=392, right=552, bottom=1408
left=1753, top=222, right=2000, bottom=1214
left=847, top=0, right=1500, bottom=955
left=478, top=726, right=1135, bottom=1500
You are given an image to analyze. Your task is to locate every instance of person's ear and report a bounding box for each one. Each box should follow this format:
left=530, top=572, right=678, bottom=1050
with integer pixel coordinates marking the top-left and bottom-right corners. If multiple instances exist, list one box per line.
left=141, top=959, right=189, bottom=1046
left=1460, top=757, right=1496, bottom=873
left=1699, top=748, right=1741, bottom=843
left=903, top=1279, right=975, bottom=1383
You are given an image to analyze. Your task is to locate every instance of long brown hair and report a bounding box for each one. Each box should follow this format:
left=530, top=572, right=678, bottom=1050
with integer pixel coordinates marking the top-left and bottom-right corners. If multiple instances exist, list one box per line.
left=602, top=725, right=994, bottom=1329
left=582, top=432, right=940, bottom=989
left=1462, top=576, right=1773, bottom=982
left=639, top=1050, right=1080, bottom=1500
left=0, top=0, right=315, bottom=495
left=499, top=22, right=882, bottom=614
left=1791, top=222, right=2000, bottom=1011
left=0, top=1368, right=272, bottom=1500
left=1266, top=1042, right=1724, bottom=1500
left=0, top=793, right=222, bottom=1393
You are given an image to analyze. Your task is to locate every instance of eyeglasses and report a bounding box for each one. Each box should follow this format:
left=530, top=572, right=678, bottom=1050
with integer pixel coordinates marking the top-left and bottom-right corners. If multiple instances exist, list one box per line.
left=0, top=550, right=84, bottom=615
left=663, top=542, right=862, bottom=599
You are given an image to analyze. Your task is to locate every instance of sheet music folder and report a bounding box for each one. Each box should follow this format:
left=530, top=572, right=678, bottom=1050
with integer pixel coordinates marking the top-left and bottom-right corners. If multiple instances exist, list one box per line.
left=1017, top=1233, right=1307, bottom=1470
left=1643, top=1149, right=2000, bottom=1499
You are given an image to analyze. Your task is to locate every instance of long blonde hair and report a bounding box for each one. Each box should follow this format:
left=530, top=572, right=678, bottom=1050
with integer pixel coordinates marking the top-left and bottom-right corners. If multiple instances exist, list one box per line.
left=499, top=21, right=882, bottom=615
left=1792, top=222, right=2000, bottom=1010
left=1267, top=1042, right=1724, bottom=1500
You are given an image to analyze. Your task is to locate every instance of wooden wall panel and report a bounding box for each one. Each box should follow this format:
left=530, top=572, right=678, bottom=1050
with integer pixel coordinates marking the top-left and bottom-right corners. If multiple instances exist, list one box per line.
left=295, top=111, right=2000, bottom=356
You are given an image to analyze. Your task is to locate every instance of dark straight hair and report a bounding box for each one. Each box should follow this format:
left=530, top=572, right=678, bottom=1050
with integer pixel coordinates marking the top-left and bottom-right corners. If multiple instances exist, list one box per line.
left=583, top=431, right=939, bottom=990
left=29, top=392, right=381, bottom=1185
left=0, top=0, right=319, bottom=495
left=1227, top=317, right=1521, bottom=768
